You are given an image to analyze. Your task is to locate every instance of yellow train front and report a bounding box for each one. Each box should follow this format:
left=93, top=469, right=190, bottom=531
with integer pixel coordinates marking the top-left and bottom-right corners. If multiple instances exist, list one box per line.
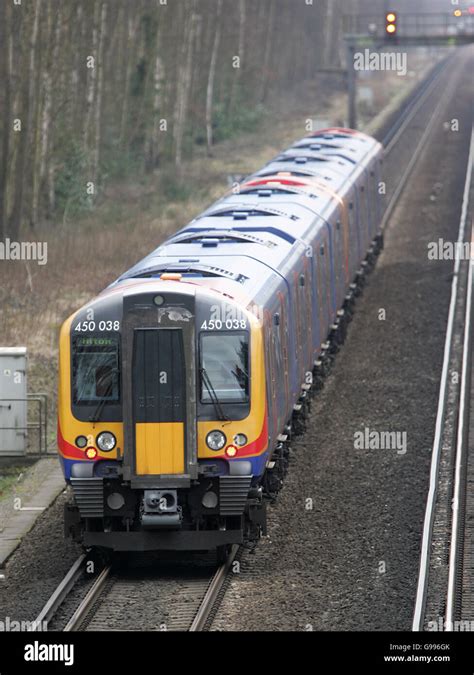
left=58, top=276, right=268, bottom=554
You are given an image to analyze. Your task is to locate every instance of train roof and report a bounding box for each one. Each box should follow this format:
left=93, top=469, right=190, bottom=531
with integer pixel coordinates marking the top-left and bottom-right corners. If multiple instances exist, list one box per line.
left=112, top=127, right=382, bottom=306
left=253, top=162, right=349, bottom=187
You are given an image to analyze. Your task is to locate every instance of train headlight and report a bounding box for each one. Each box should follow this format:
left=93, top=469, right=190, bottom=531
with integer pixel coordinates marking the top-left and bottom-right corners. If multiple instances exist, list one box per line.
left=233, top=433, right=248, bottom=447
left=96, top=432, right=116, bottom=452
left=206, top=430, right=226, bottom=451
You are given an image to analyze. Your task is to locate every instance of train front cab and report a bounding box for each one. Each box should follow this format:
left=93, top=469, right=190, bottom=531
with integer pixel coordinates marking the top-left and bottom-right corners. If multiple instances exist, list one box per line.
left=60, top=283, right=268, bottom=552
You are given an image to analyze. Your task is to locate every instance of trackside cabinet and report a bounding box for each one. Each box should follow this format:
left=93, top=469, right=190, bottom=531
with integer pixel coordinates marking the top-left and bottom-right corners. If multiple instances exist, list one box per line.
left=0, top=347, right=27, bottom=456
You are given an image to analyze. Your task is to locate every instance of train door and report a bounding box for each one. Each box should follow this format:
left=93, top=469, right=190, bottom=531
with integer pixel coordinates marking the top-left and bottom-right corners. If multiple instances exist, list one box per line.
left=277, top=291, right=290, bottom=416
left=317, top=232, right=332, bottom=338
left=121, top=293, right=197, bottom=484
left=370, top=160, right=383, bottom=235
left=358, top=181, right=370, bottom=254
left=264, top=312, right=278, bottom=444
left=292, top=278, right=303, bottom=389
left=347, top=193, right=360, bottom=278
left=132, top=329, right=185, bottom=475
left=303, top=258, right=315, bottom=361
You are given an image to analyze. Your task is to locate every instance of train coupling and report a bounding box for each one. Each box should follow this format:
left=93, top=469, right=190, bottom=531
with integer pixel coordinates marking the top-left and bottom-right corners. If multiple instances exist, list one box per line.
left=140, top=489, right=182, bottom=529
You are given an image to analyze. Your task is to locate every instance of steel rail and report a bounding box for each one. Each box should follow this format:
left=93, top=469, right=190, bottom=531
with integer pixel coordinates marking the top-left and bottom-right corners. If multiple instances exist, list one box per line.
left=445, top=132, right=474, bottom=632
left=33, top=553, right=87, bottom=629
left=412, top=126, right=474, bottom=632
left=382, top=56, right=453, bottom=153
left=63, top=564, right=112, bottom=631
left=63, top=564, right=112, bottom=632
left=189, top=545, right=239, bottom=632
left=380, top=63, right=462, bottom=232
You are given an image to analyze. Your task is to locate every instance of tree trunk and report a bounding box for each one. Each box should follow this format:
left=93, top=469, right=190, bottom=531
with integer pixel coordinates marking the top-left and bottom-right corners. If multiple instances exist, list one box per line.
left=46, top=3, right=63, bottom=216
left=0, top=1, right=11, bottom=239
left=83, top=2, right=100, bottom=151
left=205, top=0, right=223, bottom=156
left=32, top=0, right=55, bottom=226
left=70, top=3, right=84, bottom=133
left=260, top=0, right=275, bottom=103
left=145, top=48, right=165, bottom=171
left=8, top=0, right=41, bottom=238
left=92, top=1, right=108, bottom=187
left=229, top=0, right=246, bottom=118
left=173, top=0, right=197, bottom=171
left=323, top=0, right=336, bottom=67
left=120, top=8, right=139, bottom=147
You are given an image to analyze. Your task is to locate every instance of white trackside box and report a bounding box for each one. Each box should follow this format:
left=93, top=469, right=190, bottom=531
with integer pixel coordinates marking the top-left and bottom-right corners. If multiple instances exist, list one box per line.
left=0, top=347, right=27, bottom=456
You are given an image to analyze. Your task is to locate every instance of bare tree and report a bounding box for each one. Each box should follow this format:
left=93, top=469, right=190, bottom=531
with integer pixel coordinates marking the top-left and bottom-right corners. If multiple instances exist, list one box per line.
left=92, top=1, right=108, bottom=186
left=205, top=0, right=223, bottom=156
left=173, top=0, right=197, bottom=171
left=83, top=1, right=100, bottom=151
left=229, top=0, right=246, bottom=118
left=0, top=0, right=11, bottom=238
left=144, top=16, right=165, bottom=173
left=8, top=1, right=41, bottom=237
left=260, top=0, right=275, bottom=103
left=120, top=5, right=140, bottom=148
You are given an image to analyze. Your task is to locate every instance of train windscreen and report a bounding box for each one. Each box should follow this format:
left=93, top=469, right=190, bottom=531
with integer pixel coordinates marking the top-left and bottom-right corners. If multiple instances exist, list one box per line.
left=73, top=336, right=120, bottom=405
left=200, top=332, right=249, bottom=403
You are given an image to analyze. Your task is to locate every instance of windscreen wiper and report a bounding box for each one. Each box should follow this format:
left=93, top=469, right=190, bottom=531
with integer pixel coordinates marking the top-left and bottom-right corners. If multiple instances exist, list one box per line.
left=200, top=367, right=229, bottom=422
left=88, top=373, right=116, bottom=423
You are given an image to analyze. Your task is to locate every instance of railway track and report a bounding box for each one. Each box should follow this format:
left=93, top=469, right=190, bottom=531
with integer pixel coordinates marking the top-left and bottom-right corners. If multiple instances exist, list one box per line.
left=32, top=51, right=469, bottom=634
left=35, top=546, right=239, bottom=632
left=412, top=126, right=474, bottom=632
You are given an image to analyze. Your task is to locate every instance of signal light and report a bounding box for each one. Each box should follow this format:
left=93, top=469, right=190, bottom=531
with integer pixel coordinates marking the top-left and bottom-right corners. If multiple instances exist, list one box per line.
left=386, top=11, right=397, bottom=35
left=225, top=445, right=238, bottom=458
left=454, top=9, right=462, bottom=17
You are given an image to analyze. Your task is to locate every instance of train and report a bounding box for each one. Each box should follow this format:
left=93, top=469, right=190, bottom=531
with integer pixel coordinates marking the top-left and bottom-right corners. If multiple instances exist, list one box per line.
left=57, top=127, right=383, bottom=557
